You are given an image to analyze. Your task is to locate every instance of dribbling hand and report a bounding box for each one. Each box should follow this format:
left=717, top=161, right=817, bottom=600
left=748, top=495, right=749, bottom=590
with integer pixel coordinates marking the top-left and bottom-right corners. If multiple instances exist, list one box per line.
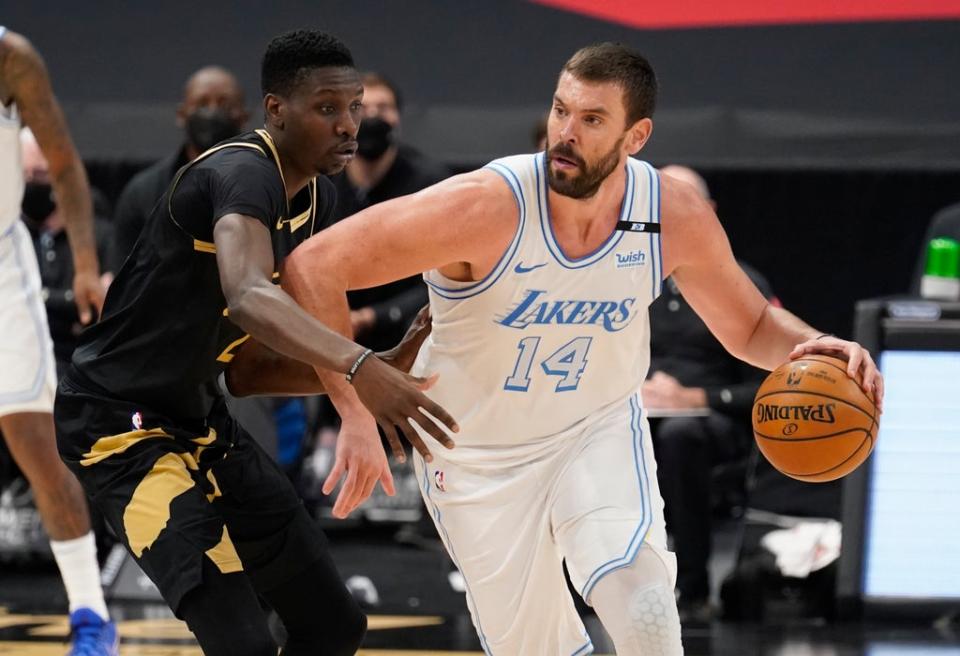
left=789, top=335, right=884, bottom=412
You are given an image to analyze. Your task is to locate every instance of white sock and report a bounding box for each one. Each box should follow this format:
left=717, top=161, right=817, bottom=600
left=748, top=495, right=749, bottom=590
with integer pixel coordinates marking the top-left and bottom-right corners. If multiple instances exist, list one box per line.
left=50, top=532, right=110, bottom=621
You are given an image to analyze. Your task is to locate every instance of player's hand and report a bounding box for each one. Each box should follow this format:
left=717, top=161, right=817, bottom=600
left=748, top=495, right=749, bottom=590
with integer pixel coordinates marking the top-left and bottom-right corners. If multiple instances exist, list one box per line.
left=322, top=414, right=395, bottom=519
left=350, top=355, right=458, bottom=464
left=789, top=336, right=884, bottom=412
left=72, top=267, right=106, bottom=324
left=377, top=305, right=432, bottom=374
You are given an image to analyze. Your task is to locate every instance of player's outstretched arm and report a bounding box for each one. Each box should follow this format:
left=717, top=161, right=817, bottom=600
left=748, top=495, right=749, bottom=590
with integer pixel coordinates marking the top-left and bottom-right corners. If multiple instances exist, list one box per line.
left=661, top=174, right=883, bottom=408
left=214, top=196, right=471, bottom=519
left=225, top=305, right=434, bottom=397
left=283, top=170, right=517, bottom=518
left=1, top=31, right=103, bottom=323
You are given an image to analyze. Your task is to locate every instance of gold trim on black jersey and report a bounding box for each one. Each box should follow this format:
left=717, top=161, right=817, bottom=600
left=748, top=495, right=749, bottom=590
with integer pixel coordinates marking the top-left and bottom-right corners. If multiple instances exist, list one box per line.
left=167, top=141, right=268, bottom=241
left=255, top=129, right=318, bottom=235
left=255, top=128, right=286, bottom=207
left=166, top=130, right=317, bottom=244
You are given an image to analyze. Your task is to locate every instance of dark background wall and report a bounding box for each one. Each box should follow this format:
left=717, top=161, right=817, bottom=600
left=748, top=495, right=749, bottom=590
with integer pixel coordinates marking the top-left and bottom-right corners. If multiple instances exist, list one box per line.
left=6, top=1, right=960, bottom=338
left=8, top=1, right=960, bottom=166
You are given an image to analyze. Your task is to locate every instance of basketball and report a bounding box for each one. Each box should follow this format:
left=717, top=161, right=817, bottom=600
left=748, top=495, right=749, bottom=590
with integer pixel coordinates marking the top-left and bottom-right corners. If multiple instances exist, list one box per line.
left=752, top=354, right=879, bottom=483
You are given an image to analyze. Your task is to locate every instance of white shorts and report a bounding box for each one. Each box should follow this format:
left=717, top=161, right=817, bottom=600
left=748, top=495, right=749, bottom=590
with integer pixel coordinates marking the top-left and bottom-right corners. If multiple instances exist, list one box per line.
left=0, top=221, right=57, bottom=418
left=414, top=394, right=674, bottom=656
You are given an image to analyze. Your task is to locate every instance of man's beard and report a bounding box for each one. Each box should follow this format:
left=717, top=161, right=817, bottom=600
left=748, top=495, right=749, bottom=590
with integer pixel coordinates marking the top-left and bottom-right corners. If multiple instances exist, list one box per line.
left=546, top=136, right=624, bottom=199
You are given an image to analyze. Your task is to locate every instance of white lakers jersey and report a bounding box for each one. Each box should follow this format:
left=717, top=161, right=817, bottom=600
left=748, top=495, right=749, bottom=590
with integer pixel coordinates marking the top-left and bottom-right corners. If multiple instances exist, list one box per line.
left=0, top=27, right=25, bottom=236
left=412, top=152, right=663, bottom=458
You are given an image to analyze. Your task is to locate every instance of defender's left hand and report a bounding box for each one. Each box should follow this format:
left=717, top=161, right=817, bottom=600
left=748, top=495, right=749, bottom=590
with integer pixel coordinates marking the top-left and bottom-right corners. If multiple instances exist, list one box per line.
left=377, top=305, right=432, bottom=374
left=789, top=336, right=884, bottom=411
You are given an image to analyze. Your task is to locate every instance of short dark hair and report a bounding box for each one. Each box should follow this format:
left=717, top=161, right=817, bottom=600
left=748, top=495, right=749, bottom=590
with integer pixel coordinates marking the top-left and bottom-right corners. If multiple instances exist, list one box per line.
left=561, top=43, right=658, bottom=124
left=261, top=30, right=354, bottom=97
left=361, top=72, right=403, bottom=112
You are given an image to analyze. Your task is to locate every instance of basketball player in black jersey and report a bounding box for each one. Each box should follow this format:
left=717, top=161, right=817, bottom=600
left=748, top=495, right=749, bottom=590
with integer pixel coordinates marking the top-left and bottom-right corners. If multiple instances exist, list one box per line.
left=54, top=30, right=457, bottom=656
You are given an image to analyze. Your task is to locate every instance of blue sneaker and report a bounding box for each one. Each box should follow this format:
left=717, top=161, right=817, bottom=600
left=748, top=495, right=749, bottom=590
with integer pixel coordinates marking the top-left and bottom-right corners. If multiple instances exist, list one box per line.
left=67, top=608, right=119, bottom=656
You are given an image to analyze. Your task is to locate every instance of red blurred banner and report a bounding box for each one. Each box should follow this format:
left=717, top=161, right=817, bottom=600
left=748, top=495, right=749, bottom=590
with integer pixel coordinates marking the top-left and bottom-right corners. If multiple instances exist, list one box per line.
left=531, top=0, right=960, bottom=29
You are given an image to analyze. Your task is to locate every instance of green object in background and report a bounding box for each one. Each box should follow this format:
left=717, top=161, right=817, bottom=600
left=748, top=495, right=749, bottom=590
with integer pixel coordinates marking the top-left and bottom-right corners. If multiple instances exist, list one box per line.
left=925, top=238, right=960, bottom=278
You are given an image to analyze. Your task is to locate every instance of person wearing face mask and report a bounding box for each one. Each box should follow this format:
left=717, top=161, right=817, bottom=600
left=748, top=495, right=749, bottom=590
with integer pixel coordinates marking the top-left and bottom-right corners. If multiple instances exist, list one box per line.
left=111, top=65, right=248, bottom=270
left=327, top=72, right=450, bottom=353
left=21, top=129, right=115, bottom=374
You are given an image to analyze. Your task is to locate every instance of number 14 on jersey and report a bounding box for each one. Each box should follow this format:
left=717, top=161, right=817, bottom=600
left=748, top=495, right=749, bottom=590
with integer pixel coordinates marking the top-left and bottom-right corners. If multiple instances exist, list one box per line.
left=504, top=336, right=593, bottom=392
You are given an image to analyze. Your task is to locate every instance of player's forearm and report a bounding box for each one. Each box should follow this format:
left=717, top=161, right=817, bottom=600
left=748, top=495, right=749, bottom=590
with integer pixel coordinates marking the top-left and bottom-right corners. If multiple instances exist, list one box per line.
left=225, top=339, right=326, bottom=397
left=281, top=255, right=371, bottom=419
left=227, top=280, right=364, bottom=377
left=54, top=161, right=99, bottom=274
left=740, top=304, right=821, bottom=371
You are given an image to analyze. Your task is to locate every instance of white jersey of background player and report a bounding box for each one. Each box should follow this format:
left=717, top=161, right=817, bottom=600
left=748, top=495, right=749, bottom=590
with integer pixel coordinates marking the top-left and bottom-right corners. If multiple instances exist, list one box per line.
left=0, top=26, right=116, bottom=653
left=281, top=43, right=883, bottom=655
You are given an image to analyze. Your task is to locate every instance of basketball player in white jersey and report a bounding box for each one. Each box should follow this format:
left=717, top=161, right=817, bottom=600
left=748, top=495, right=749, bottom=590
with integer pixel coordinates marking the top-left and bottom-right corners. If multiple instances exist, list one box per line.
left=264, top=43, right=882, bottom=655
left=0, top=27, right=117, bottom=655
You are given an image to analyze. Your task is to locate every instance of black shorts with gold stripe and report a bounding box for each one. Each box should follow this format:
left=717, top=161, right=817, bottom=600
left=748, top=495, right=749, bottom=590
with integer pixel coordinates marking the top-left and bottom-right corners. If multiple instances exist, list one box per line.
left=54, top=373, right=328, bottom=615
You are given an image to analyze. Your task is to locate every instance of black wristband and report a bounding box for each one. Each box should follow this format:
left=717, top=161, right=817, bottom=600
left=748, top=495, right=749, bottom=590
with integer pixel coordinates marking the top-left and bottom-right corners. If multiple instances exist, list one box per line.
left=345, top=349, right=375, bottom=384
left=815, top=333, right=834, bottom=340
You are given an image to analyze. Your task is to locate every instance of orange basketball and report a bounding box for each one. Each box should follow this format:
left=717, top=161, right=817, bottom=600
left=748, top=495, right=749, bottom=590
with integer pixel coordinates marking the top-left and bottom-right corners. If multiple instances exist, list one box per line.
left=752, top=354, right=879, bottom=483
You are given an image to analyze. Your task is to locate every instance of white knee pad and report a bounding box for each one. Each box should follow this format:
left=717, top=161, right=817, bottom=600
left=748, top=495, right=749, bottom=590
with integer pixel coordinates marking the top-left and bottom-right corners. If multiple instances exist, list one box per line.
left=589, top=544, right=684, bottom=655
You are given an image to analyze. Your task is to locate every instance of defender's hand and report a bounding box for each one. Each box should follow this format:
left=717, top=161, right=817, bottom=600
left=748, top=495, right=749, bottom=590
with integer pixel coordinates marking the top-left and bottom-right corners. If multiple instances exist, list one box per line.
left=322, top=415, right=395, bottom=519
left=350, top=355, right=458, bottom=464
left=72, top=268, right=105, bottom=325
left=378, top=305, right=432, bottom=374
left=789, top=336, right=884, bottom=411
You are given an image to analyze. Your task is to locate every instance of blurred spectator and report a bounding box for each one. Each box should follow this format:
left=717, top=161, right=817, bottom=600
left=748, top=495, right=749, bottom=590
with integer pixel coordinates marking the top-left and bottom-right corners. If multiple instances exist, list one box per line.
left=111, top=65, right=247, bottom=269
left=327, top=72, right=450, bottom=352
left=532, top=115, right=548, bottom=151
left=647, top=165, right=777, bottom=622
left=20, top=128, right=114, bottom=376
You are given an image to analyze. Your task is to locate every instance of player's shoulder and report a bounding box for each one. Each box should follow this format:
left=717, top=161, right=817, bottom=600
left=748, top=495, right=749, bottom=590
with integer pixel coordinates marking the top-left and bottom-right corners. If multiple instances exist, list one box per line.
left=198, top=138, right=273, bottom=170
left=0, top=29, right=42, bottom=78
left=447, top=166, right=519, bottom=209
left=0, top=29, right=32, bottom=57
left=486, top=152, right=539, bottom=168
left=484, top=152, right=540, bottom=182
left=657, top=166, right=728, bottom=272
left=195, top=139, right=281, bottom=188
left=658, top=169, right=715, bottom=227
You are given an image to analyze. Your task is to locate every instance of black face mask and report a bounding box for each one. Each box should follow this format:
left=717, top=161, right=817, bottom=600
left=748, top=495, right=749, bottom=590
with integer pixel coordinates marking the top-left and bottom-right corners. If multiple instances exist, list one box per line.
left=356, top=117, right=395, bottom=161
left=22, top=182, right=55, bottom=223
left=185, top=107, right=242, bottom=152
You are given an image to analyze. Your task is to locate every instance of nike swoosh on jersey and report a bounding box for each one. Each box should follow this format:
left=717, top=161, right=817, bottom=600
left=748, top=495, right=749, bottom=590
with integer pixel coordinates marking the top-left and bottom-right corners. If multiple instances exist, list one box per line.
left=276, top=207, right=312, bottom=232
left=514, top=262, right=548, bottom=274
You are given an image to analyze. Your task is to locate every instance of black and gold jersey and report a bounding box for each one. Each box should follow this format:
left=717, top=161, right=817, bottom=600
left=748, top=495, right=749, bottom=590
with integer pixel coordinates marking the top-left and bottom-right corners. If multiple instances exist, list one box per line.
left=68, top=130, right=335, bottom=422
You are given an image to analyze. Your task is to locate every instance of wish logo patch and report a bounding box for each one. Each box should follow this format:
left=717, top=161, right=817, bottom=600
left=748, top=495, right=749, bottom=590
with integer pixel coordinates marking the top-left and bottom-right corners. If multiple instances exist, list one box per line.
left=615, top=249, right=647, bottom=269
